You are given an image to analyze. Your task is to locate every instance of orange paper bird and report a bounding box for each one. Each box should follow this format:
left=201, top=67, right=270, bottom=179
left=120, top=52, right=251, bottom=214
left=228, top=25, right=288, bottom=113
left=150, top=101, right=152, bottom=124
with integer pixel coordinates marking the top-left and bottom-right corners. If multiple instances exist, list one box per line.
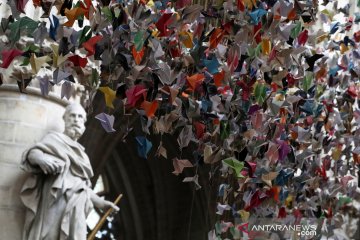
left=172, top=158, right=193, bottom=175
left=33, top=0, right=41, bottom=7
left=132, top=46, right=145, bottom=65
left=63, top=7, right=86, bottom=27
left=83, top=35, right=103, bottom=56
left=141, top=100, right=158, bottom=118
left=179, top=31, right=193, bottom=48
left=209, top=28, right=224, bottom=49
left=186, top=73, right=204, bottom=90
left=287, top=8, right=296, bottom=20
left=261, top=38, right=271, bottom=55
left=271, top=186, right=280, bottom=202
left=213, top=70, right=225, bottom=87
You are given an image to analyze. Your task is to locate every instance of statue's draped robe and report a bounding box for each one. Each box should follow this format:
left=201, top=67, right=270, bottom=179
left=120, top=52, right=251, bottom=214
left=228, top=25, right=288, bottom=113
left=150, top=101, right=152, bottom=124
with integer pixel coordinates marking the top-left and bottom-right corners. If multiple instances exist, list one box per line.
left=21, top=131, right=94, bottom=240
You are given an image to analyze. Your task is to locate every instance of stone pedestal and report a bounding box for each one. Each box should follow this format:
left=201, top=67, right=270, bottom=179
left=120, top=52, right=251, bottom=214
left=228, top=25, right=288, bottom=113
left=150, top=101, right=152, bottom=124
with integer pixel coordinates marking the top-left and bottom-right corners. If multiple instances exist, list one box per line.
left=0, top=84, right=67, bottom=239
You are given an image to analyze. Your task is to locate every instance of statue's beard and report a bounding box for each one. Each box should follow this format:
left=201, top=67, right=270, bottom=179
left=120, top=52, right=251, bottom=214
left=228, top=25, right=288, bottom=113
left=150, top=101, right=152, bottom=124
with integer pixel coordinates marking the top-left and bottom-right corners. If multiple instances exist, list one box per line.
left=64, top=125, right=85, bottom=140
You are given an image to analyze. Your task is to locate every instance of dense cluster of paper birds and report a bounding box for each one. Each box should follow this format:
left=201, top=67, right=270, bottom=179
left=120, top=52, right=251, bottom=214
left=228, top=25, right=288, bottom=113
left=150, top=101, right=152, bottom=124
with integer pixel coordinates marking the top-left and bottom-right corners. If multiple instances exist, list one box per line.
left=1, top=0, right=360, bottom=239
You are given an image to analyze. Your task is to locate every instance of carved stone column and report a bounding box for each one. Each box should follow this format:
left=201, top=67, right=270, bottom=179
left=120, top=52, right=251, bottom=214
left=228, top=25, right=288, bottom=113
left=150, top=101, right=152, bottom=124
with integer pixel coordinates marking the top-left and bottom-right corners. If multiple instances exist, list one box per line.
left=0, top=84, right=67, bottom=239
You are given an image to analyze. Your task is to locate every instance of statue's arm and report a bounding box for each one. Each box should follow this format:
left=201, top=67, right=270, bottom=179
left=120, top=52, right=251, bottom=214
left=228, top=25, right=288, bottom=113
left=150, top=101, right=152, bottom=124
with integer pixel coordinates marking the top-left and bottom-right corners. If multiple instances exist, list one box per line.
left=89, top=190, right=120, bottom=212
left=27, top=149, right=65, bottom=175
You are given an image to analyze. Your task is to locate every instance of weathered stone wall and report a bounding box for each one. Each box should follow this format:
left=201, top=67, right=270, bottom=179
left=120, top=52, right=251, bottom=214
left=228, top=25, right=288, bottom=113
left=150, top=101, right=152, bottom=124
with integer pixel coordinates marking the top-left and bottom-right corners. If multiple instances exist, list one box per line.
left=0, top=84, right=67, bottom=239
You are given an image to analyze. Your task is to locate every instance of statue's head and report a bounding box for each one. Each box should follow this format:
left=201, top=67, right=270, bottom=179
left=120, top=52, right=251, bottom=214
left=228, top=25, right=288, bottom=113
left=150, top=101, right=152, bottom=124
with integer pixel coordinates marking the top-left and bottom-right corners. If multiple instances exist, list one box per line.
left=63, top=103, right=87, bottom=140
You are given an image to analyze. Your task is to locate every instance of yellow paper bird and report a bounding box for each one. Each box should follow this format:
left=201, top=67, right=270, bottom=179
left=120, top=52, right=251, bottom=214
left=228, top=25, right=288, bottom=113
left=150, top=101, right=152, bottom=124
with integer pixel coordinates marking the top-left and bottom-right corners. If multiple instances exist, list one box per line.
left=179, top=31, right=194, bottom=48
left=243, top=0, right=257, bottom=9
left=30, top=53, right=50, bottom=74
left=238, top=210, right=250, bottom=222
left=99, top=87, right=116, bottom=109
left=51, top=44, right=67, bottom=67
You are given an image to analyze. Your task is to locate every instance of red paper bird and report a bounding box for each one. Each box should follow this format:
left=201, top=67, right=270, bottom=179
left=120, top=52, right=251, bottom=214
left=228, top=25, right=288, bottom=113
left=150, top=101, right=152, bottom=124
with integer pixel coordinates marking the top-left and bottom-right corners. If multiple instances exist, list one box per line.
left=297, top=30, right=308, bottom=46
left=126, top=85, right=147, bottom=107
left=83, top=35, right=103, bottom=56
left=0, top=49, right=23, bottom=68
left=68, top=55, right=88, bottom=68
left=209, top=28, right=225, bottom=49
left=155, top=13, right=173, bottom=37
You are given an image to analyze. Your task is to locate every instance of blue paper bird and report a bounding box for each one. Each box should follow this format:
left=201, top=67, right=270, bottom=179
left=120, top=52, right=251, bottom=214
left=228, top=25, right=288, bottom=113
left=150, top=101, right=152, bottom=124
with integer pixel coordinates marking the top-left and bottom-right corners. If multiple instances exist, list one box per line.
left=49, top=15, right=59, bottom=41
left=135, top=136, right=153, bottom=159
left=329, top=66, right=340, bottom=76
left=249, top=9, right=267, bottom=25
left=201, top=100, right=212, bottom=112
left=330, top=22, right=340, bottom=35
left=231, top=204, right=240, bottom=217
left=300, top=100, right=315, bottom=115
left=279, top=188, right=289, bottom=202
left=275, top=169, right=294, bottom=186
left=203, top=57, right=220, bottom=74
left=218, top=184, right=229, bottom=197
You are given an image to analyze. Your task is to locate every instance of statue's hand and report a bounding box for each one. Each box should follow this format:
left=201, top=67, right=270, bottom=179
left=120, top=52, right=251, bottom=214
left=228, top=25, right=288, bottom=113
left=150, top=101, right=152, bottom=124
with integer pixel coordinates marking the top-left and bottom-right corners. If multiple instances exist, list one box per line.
left=32, top=155, right=65, bottom=175
left=94, top=199, right=120, bottom=212
left=90, top=191, right=120, bottom=212
left=102, top=200, right=120, bottom=212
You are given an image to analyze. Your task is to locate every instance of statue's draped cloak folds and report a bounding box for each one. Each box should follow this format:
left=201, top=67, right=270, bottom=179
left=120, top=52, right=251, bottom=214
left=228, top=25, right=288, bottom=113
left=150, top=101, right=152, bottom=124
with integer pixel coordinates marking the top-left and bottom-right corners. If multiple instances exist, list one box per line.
left=20, top=131, right=94, bottom=240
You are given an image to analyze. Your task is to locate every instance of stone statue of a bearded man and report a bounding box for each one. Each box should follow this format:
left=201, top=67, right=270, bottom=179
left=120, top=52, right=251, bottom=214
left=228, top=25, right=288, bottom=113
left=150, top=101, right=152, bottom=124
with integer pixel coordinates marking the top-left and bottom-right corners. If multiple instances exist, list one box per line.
left=20, top=103, right=119, bottom=240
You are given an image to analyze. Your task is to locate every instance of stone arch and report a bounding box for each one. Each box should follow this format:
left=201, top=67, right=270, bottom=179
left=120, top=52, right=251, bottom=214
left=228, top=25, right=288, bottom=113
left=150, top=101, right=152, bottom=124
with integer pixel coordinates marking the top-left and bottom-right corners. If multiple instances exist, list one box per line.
left=80, top=93, right=216, bottom=240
